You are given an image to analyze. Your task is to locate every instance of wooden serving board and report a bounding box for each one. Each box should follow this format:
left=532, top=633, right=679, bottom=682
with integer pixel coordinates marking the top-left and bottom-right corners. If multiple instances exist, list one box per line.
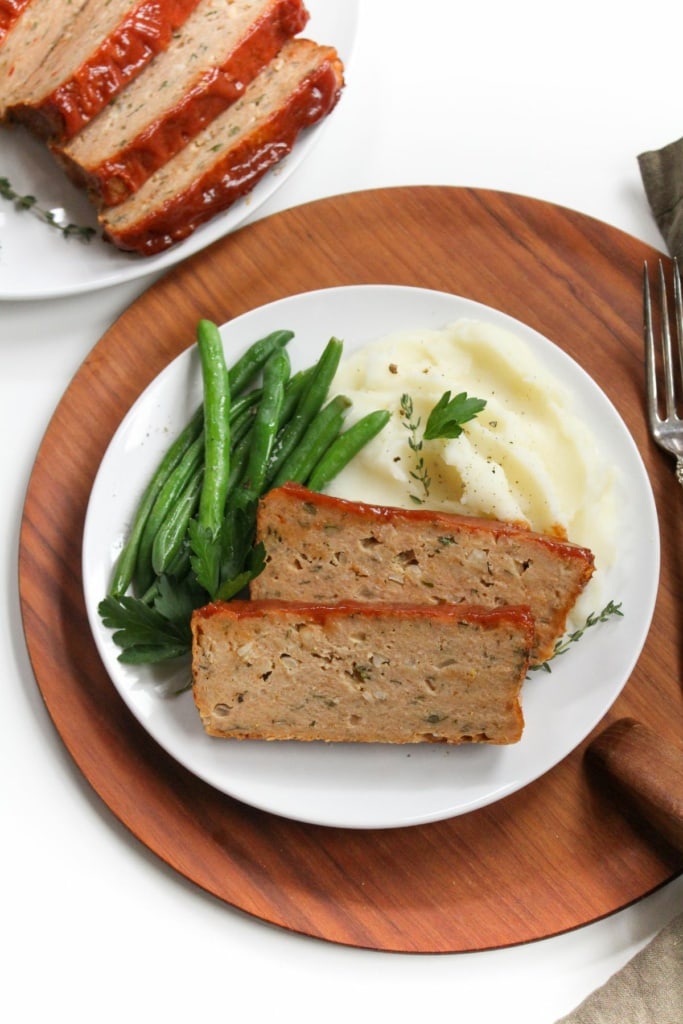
left=19, top=187, right=683, bottom=953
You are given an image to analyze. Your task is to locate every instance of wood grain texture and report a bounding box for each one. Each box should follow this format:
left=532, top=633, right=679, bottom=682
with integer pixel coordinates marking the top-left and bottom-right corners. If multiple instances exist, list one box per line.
left=587, top=718, right=683, bottom=853
left=18, top=186, right=683, bottom=952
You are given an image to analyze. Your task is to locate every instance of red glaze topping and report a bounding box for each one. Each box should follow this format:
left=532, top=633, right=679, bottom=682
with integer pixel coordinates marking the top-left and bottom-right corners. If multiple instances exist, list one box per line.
left=265, top=482, right=595, bottom=563
left=85, top=0, right=310, bottom=206
left=0, top=0, right=32, bottom=42
left=193, top=598, right=536, bottom=642
left=18, top=0, right=203, bottom=139
left=103, top=54, right=343, bottom=254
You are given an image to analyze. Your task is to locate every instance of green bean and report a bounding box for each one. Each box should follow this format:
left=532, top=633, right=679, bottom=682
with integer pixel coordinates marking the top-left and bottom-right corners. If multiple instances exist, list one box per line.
left=230, top=403, right=258, bottom=450
left=225, top=431, right=253, bottom=495
left=152, top=466, right=203, bottom=576
left=215, top=368, right=317, bottom=489
left=163, top=347, right=269, bottom=449
left=165, top=541, right=191, bottom=580
left=108, top=327, right=292, bottom=598
left=134, top=395, right=259, bottom=591
left=231, top=348, right=290, bottom=510
left=227, top=329, right=293, bottom=396
left=229, top=387, right=262, bottom=423
left=271, top=394, right=350, bottom=488
left=108, top=406, right=204, bottom=596
left=266, top=337, right=343, bottom=484
left=132, top=433, right=205, bottom=594
left=195, top=319, right=231, bottom=533
left=306, top=409, right=391, bottom=492
left=223, top=367, right=305, bottom=498
left=140, top=541, right=191, bottom=607
left=140, top=396, right=259, bottom=575
left=278, top=366, right=315, bottom=420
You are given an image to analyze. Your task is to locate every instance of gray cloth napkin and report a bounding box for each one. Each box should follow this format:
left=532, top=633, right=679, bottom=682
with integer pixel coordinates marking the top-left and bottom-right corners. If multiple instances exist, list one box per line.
left=554, top=912, right=683, bottom=1024
left=638, top=136, right=683, bottom=259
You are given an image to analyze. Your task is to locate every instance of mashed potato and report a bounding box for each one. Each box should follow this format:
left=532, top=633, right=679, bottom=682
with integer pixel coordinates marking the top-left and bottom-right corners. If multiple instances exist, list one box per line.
left=326, top=319, right=617, bottom=622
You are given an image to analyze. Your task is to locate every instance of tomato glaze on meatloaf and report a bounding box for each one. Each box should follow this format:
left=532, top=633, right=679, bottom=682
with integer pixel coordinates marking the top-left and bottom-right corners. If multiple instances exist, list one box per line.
left=0, top=0, right=34, bottom=45
left=98, top=36, right=344, bottom=254
left=251, top=483, right=595, bottom=665
left=53, top=0, right=310, bottom=206
left=5, top=0, right=202, bottom=138
left=191, top=599, right=534, bottom=744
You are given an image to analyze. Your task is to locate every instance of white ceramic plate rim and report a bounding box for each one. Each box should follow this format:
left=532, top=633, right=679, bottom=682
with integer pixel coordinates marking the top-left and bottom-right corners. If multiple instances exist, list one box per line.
left=0, top=0, right=358, bottom=301
left=82, top=284, right=660, bottom=829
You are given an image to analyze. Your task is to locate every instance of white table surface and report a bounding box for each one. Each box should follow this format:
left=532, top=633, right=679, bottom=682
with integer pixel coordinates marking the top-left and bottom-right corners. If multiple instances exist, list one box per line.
left=2, top=2, right=681, bottom=1021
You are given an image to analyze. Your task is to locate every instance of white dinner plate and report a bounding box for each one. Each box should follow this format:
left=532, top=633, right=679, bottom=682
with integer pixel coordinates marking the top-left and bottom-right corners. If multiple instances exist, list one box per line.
left=82, top=285, right=660, bottom=829
left=0, top=0, right=358, bottom=301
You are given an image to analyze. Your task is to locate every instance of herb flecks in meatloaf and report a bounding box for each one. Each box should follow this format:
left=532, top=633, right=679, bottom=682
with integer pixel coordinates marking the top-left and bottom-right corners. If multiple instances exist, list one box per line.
left=251, top=483, right=595, bottom=665
left=191, top=599, right=534, bottom=744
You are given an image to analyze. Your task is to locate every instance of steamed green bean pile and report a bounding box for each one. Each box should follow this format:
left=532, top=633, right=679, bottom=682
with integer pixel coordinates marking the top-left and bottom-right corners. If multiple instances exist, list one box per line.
left=98, top=320, right=389, bottom=665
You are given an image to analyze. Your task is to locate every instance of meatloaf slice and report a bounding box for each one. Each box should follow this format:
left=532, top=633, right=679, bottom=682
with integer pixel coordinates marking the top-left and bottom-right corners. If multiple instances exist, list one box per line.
left=0, top=0, right=33, bottom=45
left=54, top=0, right=309, bottom=207
left=5, top=0, right=202, bottom=139
left=0, top=0, right=89, bottom=119
left=191, top=599, right=534, bottom=744
left=98, top=36, right=344, bottom=255
left=251, top=483, right=596, bottom=665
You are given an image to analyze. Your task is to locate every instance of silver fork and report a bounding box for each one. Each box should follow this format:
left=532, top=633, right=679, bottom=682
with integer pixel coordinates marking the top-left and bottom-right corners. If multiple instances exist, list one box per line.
left=643, top=257, right=683, bottom=487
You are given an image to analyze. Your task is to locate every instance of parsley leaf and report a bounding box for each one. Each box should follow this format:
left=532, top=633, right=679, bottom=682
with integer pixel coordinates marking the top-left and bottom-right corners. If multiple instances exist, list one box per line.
left=188, top=520, right=221, bottom=597
left=101, top=505, right=266, bottom=665
left=98, top=586, right=193, bottom=663
left=214, top=504, right=265, bottom=600
left=153, top=572, right=206, bottom=626
left=423, top=390, right=487, bottom=440
left=188, top=503, right=265, bottom=602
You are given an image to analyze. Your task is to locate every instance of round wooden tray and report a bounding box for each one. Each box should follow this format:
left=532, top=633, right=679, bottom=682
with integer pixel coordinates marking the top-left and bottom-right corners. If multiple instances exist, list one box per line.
left=19, top=186, right=683, bottom=953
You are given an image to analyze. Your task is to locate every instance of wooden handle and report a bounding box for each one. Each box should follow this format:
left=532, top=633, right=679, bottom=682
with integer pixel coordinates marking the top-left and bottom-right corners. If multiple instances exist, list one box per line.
left=587, top=717, right=683, bottom=853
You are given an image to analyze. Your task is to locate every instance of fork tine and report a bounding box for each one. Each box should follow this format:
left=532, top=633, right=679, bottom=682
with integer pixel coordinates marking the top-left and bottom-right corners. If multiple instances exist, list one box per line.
left=674, top=257, right=683, bottom=403
left=644, top=258, right=683, bottom=486
left=643, top=261, right=659, bottom=431
left=657, top=259, right=677, bottom=419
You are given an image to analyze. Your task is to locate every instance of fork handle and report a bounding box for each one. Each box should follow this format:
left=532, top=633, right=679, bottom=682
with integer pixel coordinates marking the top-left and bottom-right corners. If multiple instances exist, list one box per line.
left=677, top=456, right=683, bottom=487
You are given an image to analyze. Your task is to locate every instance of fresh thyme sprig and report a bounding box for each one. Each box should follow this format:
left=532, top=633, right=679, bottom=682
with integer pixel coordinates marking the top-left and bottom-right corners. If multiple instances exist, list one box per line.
left=0, top=176, right=96, bottom=241
left=400, top=393, right=431, bottom=503
left=400, top=389, right=487, bottom=503
left=531, top=599, right=624, bottom=673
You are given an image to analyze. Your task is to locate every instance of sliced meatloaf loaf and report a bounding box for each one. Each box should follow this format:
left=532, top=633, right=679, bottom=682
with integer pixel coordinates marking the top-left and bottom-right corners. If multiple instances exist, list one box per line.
left=0, top=0, right=33, bottom=44
left=251, top=483, right=596, bottom=665
left=98, top=36, right=344, bottom=255
left=191, top=599, right=534, bottom=744
left=0, top=0, right=89, bottom=119
left=54, top=0, right=309, bottom=207
left=5, top=0, right=202, bottom=139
